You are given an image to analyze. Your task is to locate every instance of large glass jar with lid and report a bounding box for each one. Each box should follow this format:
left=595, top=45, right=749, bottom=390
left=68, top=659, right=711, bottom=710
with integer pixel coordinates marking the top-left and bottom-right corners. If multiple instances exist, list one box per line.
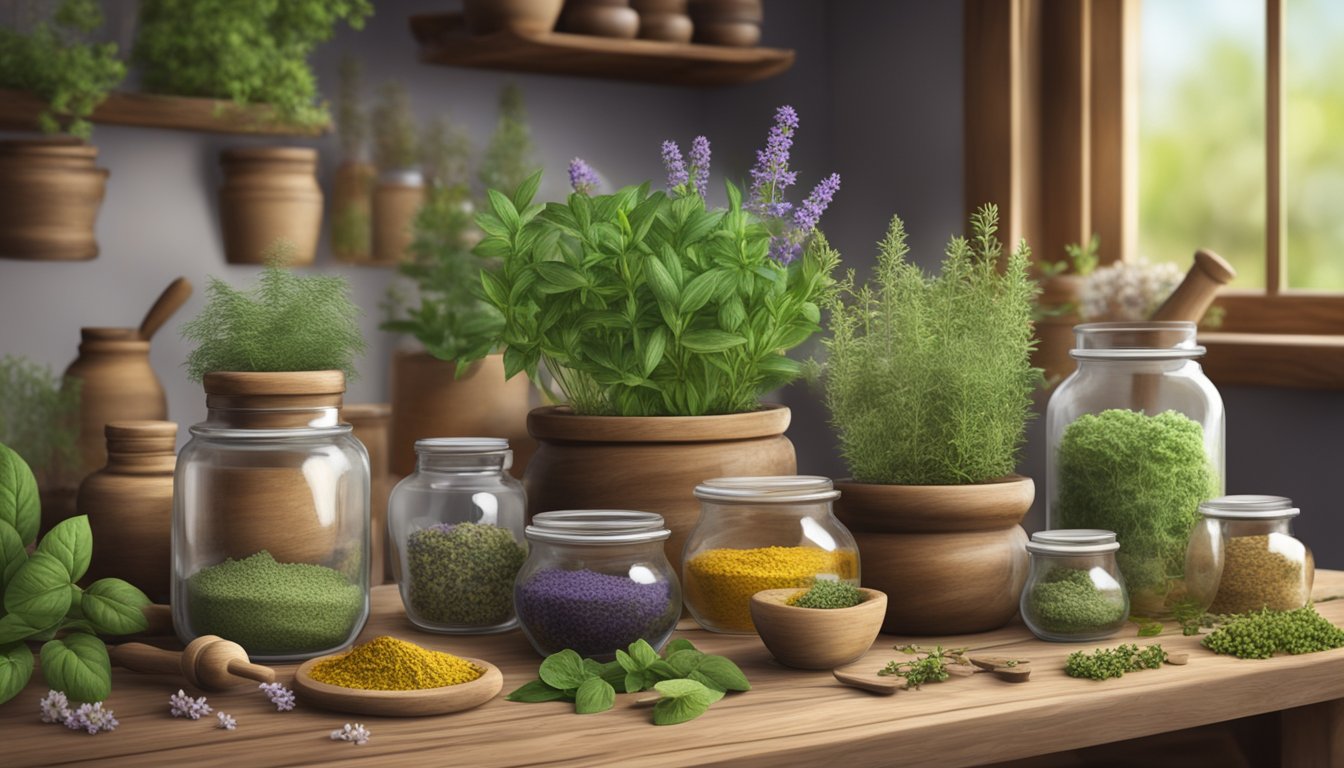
left=515, top=510, right=681, bottom=659
left=683, top=476, right=859, bottom=634
left=172, top=371, right=370, bottom=662
left=388, top=438, right=527, bottom=634
left=1045, top=322, right=1224, bottom=618
left=1185, top=495, right=1314, bottom=616
left=1021, top=530, right=1129, bottom=642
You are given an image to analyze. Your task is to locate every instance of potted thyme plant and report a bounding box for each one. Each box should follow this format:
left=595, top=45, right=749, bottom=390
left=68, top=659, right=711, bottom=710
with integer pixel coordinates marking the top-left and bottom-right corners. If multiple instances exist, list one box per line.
left=820, top=206, right=1041, bottom=635
left=461, top=105, right=841, bottom=574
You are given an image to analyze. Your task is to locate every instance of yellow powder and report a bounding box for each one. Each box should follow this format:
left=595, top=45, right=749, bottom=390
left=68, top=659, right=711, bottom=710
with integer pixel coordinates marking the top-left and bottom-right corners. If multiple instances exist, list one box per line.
left=309, top=635, right=484, bottom=690
left=685, top=546, right=859, bottom=632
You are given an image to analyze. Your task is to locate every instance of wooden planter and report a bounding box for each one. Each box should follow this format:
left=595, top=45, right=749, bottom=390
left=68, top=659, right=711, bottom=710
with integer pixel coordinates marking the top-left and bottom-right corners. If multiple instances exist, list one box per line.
left=561, top=0, right=640, bottom=38
left=835, top=476, right=1034, bottom=635
left=464, top=0, right=564, bottom=35
left=633, top=0, right=693, bottom=42
left=372, top=172, right=425, bottom=264
left=0, top=139, right=108, bottom=261
left=689, top=0, right=762, bottom=46
left=63, top=327, right=168, bottom=481
left=219, top=147, right=322, bottom=265
left=524, top=404, right=796, bottom=577
left=331, top=159, right=375, bottom=262
left=342, top=403, right=392, bottom=585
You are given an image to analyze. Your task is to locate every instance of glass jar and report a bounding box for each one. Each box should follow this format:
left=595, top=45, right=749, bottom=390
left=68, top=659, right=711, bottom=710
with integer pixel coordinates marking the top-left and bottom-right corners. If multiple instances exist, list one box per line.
left=172, top=371, right=370, bottom=662
left=515, top=510, right=681, bottom=659
left=1021, top=530, right=1129, bottom=641
left=388, top=438, right=527, bottom=634
left=1045, top=322, right=1224, bottom=618
left=682, top=476, right=859, bottom=634
left=1185, top=495, right=1314, bottom=615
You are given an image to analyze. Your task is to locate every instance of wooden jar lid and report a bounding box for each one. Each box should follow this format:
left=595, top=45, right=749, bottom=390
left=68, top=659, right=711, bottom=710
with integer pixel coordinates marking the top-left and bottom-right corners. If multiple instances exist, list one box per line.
left=204, top=371, right=346, bottom=428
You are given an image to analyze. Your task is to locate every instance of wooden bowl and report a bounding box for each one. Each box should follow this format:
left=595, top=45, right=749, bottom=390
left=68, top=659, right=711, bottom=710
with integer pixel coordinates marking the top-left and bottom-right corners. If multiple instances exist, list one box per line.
left=292, top=656, right=503, bottom=717
left=749, top=588, right=887, bottom=670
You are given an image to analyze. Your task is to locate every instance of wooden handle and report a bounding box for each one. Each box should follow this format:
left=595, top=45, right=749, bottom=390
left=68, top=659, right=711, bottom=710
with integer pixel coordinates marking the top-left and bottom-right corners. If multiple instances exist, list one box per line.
left=226, top=658, right=277, bottom=685
left=141, top=604, right=174, bottom=636
left=110, top=642, right=182, bottom=676
left=1151, top=249, right=1236, bottom=323
left=138, top=277, right=193, bottom=341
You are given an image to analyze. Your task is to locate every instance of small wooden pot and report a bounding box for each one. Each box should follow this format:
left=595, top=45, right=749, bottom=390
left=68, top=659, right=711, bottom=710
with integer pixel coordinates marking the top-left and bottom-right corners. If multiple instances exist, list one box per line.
left=64, top=327, right=168, bottom=481
left=331, top=159, right=375, bottom=263
left=342, top=403, right=391, bottom=585
left=0, top=139, right=108, bottom=261
left=688, top=0, right=762, bottom=46
left=750, top=588, right=887, bottom=670
left=219, top=147, right=322, bottom=265
left=372, top=172, right=425, bottom=264
left=632, top=0, right=693, bottom=42
left=464, top=0, right=565, bottom=36
left=561, top=0, right=640, bottom=38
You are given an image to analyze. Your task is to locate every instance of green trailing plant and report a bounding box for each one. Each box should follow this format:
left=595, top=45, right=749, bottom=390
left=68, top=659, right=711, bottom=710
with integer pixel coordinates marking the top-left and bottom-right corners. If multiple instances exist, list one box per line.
left=132, top=0, right=372, bottom=126
left=478, top=84, right=538, bottom=195
left=335, top=55, right=367, bottom=160
left=0, top=0, right=126, bottom=138
left=0, top=444, right=151, bottom=707
left=1064, top=643, right=1168, bottom=680
left=790, top=580, right=862, bottom=609
left=181, top=241, right=366, bottom=381
left=1201, top=605, right=1344, bottom=659
left=820, top=205, right=1041, bottom=485
left=0, top=356, right=81, bottom=488
left=371, top=83, right=418, bottom=172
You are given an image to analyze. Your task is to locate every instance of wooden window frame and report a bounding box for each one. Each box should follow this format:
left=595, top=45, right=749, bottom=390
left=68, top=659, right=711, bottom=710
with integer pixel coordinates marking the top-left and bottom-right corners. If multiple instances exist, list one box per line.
left=965, top=0, right=1344, bottom=390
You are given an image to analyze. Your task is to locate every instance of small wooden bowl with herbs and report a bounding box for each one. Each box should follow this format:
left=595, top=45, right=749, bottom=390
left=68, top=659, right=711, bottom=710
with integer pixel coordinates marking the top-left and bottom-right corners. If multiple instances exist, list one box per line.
left=750, top=582, right=887, bottom=670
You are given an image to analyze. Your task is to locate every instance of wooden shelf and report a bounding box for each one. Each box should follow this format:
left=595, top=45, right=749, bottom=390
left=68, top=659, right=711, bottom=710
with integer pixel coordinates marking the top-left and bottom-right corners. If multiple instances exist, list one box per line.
left=409, top=14, right=794, bottom=87
left=0, top=89, right=329, bottom=137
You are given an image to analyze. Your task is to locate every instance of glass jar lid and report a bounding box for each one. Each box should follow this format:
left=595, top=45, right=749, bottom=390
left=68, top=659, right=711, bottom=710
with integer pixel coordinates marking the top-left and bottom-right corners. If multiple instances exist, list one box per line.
left=1026, top=529, right=1121, bottom=555
left=526, top=510, right=671, bottom=545
left=1070, top=321, right=1206, bottom=361
left=693, top=476, right=840, bottom=504
left=415, top=437, right=510, bottom=454
left=1199, top=495, right=1299, bottom=520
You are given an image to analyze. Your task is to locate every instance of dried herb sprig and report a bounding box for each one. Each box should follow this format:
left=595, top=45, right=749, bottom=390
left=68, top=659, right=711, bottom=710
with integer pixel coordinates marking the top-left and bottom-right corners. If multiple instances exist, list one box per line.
left=877, top=645, right=968, bottom=689
left=1064, top=643, right=1167, bottom=680
left=1201, top=605, right=1344, bottom=659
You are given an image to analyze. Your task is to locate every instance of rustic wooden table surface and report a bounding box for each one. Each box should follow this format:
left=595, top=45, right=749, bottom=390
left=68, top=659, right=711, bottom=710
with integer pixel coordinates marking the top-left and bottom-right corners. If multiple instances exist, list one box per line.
left=4, top=572, right=1344, bottom=767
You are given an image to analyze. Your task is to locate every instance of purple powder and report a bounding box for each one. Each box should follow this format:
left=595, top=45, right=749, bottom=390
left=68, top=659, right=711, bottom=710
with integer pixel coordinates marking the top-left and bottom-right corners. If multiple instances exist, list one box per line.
left=516, top=568, right=676, bottom=659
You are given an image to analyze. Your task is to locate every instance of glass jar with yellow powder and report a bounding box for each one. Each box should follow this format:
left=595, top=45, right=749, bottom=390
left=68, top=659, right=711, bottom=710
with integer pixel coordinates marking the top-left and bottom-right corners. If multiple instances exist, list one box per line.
left=683, top=476, right=860, bottom=634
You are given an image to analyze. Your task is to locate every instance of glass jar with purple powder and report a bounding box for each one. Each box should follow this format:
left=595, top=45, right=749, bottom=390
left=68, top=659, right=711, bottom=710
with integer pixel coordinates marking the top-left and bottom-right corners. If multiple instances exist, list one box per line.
left=387, top=438, right=528, bottom=634
left=515, top=510, right=681, bottom=660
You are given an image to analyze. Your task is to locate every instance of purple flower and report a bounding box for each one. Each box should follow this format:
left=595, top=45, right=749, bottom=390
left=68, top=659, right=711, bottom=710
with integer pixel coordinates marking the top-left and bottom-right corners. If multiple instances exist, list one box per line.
left=66, top=702, right=118, bottom=734
left=331, top=723, right=371, bottom=745
left=39, top=690, right=71, bottom=724
left=793, top=173, right=840, bottom=233
left=217, top=711, right=238, bottom=731
left=689, top=135, right=711, bottom=199
left=661, top=140, right=688, bottom=191
left=748, top=106, right=800, bottom=214
left=169, top=689, right=212, bottom=720
left=568, top=157, right=599, bottom=196
left=260, top=682, right=296, bottom=712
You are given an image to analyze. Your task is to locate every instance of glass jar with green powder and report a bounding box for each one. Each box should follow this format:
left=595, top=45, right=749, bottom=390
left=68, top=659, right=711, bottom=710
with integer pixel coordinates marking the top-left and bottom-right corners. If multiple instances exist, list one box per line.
left=388, top=438, right=528, bottom=634
left=683, top=476, right=860, bottom=634
left=1021, top=530, right=1129, bottom=641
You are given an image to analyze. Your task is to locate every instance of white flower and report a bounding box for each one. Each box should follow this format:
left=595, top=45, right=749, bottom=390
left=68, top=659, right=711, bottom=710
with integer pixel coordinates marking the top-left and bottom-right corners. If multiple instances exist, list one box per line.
left=216, top=711, right=237, bottom=731
left=330, top=722, right=371, bottom=745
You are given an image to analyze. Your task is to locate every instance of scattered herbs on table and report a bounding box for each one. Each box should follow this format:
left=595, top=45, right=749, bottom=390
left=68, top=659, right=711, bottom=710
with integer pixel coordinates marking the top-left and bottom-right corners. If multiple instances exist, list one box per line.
left=684, top=546, right=859, bottom=631
left=516, top=568, right=676, bottom=658
left=260, top=681, right=296, bottom=711
left=789, top=579, right=863, bottom=609
left=39, top=690, right=119, bottom=734
left=308, top=635, right=483, bottom=690
left=1201, top=605, right=1344, bottom=659
left=1025, top=567, right=1127, bottom=635
left=1064, top=643, right=1167, bottom=680
left=169, top=689, right=212, bottom=719
left=877, top=645, right=967, bottom=689
left=406, top=522, right=526, bottom=628
left=216, top=711, right=237, bottom=731
left=330, top=722, right=371, bottom=745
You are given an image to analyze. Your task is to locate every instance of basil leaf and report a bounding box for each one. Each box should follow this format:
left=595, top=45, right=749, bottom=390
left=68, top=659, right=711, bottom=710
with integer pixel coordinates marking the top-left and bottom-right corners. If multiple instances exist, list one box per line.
left=574, top=676, right=615, bottom=715
left=664, top=649, right=704, bottom=678
left=0, top=444, right=39, bottom=547
left=505, top=679, right=570, bottom=703
left=0, top=521, right=27, bottom=593
left=651, top=678, right=723, bottom=726
left=37, top=515, right=93, bottom=583
left=595, top=660, right=627, bottom=693
left=692, top=655, right=751, bottom=692
left=0, top=612, right=57, bottom=645
left=40, top=633, right=111, bottom=703
left=628, top=639, right=659, bottom=668
left=539, top=649, right=590, bottom=690
left=0, top=642, right=33, bottom=706
left=625, top=671, right=648, bottom=694
left=81, top=579, right=151, bottom=636
left=664, top=638, right=698, bottom=655
left=646, top=659, right=679, bottom=683
left=4, top=552, right=72, bottom=628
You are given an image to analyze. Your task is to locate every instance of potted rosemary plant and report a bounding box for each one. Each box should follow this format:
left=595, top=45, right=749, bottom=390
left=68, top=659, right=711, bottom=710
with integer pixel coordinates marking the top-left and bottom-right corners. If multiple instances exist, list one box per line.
left=820, top=206, right=1041, bottom=634
left=462, top=105, right=840, bottom=574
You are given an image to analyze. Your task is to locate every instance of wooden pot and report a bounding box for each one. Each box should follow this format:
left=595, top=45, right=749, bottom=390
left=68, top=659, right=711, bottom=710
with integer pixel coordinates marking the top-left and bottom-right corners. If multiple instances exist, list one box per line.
left=835, top=476, right=1034, bottom=635
left=688, top=0, right=762, bottom=46
left=1035, top=274, right=1084, bottom=384
left=219, top=147, right=322, bottom=265
left=0, top=139, right=108, bottom=261
left=524, top=404, right=795, bottom=577
left=750, top=588, right=887, bottom=670
left=342, top=403, right=391, bottom=585
left=561, top=0, right=640, bottom=38
left=632, top=0, right=693, bottom=42
left=464, top=0, right=565, bottom=36
left=372, top=173, right=425, bottom=264
left=388, top=351, right=533, bottom=480
left=79, top=420, right=177, bottom=603
left=331, top=160, right=375, bottom=263
left=64, top=327, right=168, bottom=481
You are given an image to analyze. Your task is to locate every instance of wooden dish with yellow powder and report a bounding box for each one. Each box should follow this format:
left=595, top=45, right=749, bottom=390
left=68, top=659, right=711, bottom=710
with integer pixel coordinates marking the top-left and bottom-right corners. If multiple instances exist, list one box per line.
left=293, top=635, right=503, bottom=716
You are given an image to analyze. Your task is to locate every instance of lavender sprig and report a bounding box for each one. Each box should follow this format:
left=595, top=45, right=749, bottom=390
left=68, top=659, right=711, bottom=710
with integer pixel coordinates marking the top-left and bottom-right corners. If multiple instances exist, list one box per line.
left=260, top=682, right=296, bottom=712
left=688, top=135, right=711, bottom=199
left=330, top=722, right=371, bottom=745
left=661, top=140, right=688, bottom=191
left=65, top=702, right=119, bottom=734
left=793, top=173, right=841, bottom=233
left=40, top=690, right=71, bottom=724
left=169, top=689, right=212, bottom=720
left=217, top=711, right=237, bottom=731
left=748, top=105, right=800, bottom=216
left=568, top=157, right=600, bottom=196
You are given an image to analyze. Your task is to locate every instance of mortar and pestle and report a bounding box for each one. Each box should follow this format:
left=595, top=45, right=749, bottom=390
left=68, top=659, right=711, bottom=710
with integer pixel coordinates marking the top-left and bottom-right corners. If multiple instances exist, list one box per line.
left=111, top=634, right=276, bottom=691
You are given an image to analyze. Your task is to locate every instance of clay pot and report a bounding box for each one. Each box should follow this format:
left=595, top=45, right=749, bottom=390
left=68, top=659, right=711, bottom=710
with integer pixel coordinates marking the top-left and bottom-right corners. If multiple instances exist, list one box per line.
left=0, top=139, right=108, bottom=261
left=79, top=421, right=177, bottom=603
left=331, top=160, right=375, bottom=263
left=688, top=0, right=762, bottom=46
left=372, top=171, right=425, bottom=264
left=1035, top=274, right=1084, bottom=384
left=342, top=403, right=391, bottom=585
left=219, top=147, right=322, bottom=265
left=524, top=404, right=795, bottom=577
left=388, top=351, right=533, bottom=479
left=64, top=327, right=167, bottom=481
left=632, top=0, right=693, bottom=42
left=834, top=476, right=1034, bottom=635
left=561, top=0, right=640, bottom=38
left=464, top=0, right=565, bottom=36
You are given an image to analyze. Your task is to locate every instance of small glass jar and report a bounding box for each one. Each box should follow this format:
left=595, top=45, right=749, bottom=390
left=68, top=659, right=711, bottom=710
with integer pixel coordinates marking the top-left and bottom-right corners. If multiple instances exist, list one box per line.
left=1185, top=495, right=1314, bottom=615
left=682, top=476, right=859, bottom=634
left=388, top=438, right=528, bottom=634
left=515, top=511, right=681, bottom=659
left=1021, top=530, right=1129, bottom=642
left=173, top=371, right=370, bottom=662
left=1046, top=322, right=1225, bottom=618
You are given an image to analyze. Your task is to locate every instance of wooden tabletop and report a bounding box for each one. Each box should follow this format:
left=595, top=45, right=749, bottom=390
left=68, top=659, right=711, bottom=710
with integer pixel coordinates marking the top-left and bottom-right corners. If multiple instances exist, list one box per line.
left=6, top=573, right=1344, bottom=768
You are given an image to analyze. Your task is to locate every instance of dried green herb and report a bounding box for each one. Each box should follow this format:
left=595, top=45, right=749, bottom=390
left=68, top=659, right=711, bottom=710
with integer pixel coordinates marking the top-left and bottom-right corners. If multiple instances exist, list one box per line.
left=1064, top=643, right=1167, bottom=680
left=878, top=645, right=965, bottom=689
left=1201, top=605, right=1344, bottom=659
left=789, top=580, right=862, bottom=609
left=1025, top=567, right=1126, bottom=635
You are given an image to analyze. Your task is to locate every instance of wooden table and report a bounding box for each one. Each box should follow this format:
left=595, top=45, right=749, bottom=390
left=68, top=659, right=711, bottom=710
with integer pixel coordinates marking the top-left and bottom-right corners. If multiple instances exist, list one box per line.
left=6, top=574, right=1344, bottom=767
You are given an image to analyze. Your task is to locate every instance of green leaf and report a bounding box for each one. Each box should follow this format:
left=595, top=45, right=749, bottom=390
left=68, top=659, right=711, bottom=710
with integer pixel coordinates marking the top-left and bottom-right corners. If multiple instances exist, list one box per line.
left=80, top=579, right=151, bottom=636
left=4, top=552, right=72, bottom=629
left=512, top=169, right=543, bottom=211
left=645, top=257, right=680, bottom=305
left=0, top=521, right=27, bottom=593
left=628, top=638, right=660, bottom=668
left=534, top=262, right=589, bottom=293
left=40, top=633, right=111, bottom=703
left=0, top=444, right=39, bottom=547
left=651, top=678, right=724, bottom=726
left=36, top=515, right=93, bottom=583
left=0, top=612, right=56, bottom=645
left=539, top=649, right=590, bottom=690
left=725, top=180, right=742, bottom=211
left=615, top=648, right=639, bottom=674
left=646, top=659, right=680, bottom=683
left=679, top=270, right=724, bottom=314
left=664, top=638, right=698, bottom=655
left=506, top=678, right=571, bottom=703
left=680, top=330, right=747, bottom=353
left=574, top=676, right=615, bottom=714
left=642, top=328, right=667, bottom=377
left=480, top=269, right=509, bottom=308
left=489, top=188, right=521, bottom=232
left=0, top=642, right=33, bottom=707
left=691, top=655, right=751, bottom=692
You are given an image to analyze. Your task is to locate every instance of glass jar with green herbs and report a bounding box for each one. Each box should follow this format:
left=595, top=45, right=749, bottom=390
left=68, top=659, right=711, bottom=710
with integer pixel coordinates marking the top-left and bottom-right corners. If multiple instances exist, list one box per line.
left=1022, top=530, right=1129, bottom=641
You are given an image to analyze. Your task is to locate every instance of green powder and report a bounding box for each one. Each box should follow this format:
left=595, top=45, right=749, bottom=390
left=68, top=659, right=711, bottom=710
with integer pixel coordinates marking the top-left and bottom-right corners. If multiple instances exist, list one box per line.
left=187, top=550, right=364, bottom=655
left=1026, top=568, right=1127, bottom=636
left=406, top=522, right=527, bottom=628
left=789, top=580, right=863, bottom=609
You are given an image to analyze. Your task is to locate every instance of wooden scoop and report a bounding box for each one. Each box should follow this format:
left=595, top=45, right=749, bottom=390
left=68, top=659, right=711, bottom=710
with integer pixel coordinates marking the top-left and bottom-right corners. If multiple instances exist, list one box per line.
left=137, top=277, right=193, bottom=341
left=1151, top=249, right=1236, bottom=323
left=110, top=635, right=276, bottom=691
left=293, top=654, right=503, bottom=717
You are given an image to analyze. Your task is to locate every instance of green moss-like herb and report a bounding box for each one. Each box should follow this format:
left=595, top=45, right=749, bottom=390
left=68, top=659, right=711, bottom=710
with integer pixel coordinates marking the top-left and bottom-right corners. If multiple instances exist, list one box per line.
left=0, top=356, right=81, bottom=487
left=181, top=242, right=365, bottom=381
left=371, top=83, right=417, bottom=172
left=478, top=84, right=538, bottom=194
left=789, top=580, right=862, bottom=609
left=406, top=522, right=526, bottom=627
left=820, top=205, right=1041, bottom=484
left=1201, top=605, right=1344, bottom=659
left=1064, top=643, right=1167, bottom=680
left=1025, top=567, right=1126, bottom=635
left=1055, top=409, right=1218, bottom=609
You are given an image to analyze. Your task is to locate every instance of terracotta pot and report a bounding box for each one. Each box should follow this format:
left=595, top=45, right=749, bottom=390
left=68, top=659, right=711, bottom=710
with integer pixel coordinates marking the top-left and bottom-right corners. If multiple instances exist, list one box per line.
left=464, top=0, right=565, bottom=36
left=64, top=327, right=167, bottom=482
left=331, top=160, right=375, bottom=263
left=388, top=351, right=533, bottom=479
left=632, top=0, right=693, bottom=42
left=372, top=172, right=425, bottom=264
left=1035, top=274, right=1084, bottom=384
left=835, top=476, right=1034, bottom=635
left=0, top=139, right=108, bottom=261
left=561, top=0, right=640, bottom=38
left=524, top=404, right=795, bottom=577
left=79, top=420, right=177, bottom=603
left=342, top=403, right=391, bottom=585
left=688, top=0, right=762, bottom=46
left=219, top=147, right=322, bottom=265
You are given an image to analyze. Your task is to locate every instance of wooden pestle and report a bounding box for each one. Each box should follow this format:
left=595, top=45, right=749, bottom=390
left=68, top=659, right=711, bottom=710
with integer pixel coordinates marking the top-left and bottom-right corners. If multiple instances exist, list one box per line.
left=110, top=635, right=276, bottom=691
left=1151, top=249, right=1237, bottom=323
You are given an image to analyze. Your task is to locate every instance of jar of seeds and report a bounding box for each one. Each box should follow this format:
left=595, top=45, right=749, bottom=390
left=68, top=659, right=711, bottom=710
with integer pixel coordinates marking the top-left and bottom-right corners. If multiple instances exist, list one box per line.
left=387, top=438, right=528, bottom=634
left=1185, top=495, right=1314, bottom=615
left=1021, top=530, right=1129, bottom=642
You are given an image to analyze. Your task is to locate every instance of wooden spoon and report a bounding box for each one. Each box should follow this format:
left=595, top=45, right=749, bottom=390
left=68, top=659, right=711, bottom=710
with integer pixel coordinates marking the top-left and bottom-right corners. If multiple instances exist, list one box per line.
left=111, top=635, right=276, bottom=690
left=293, top=655, right=503, bottom=717
left=137, top=277, right=193, bottom=341
left=832, top=666, right=902, bottom=695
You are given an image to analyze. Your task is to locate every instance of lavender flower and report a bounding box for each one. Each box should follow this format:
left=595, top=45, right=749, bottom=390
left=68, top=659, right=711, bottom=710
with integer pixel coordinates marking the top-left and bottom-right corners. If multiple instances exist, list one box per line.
left=65, top=702, right=118, bottom=734
left=748, top=106, right=800, bottom=215
left=661, top=140, right=688, bottom=191
left=40, top=690, right=71, bottom=724
left=793, top=173, right=841, bottom=233
left=169, top=689, right=212, bottom=720
left=330, top=722, right=371, bottom=745
left=568, top=157, right=600, bottom=196
left=216, top=711, right=237, bottom=731
left=260, top=682, right=296, bottom=712
left=688, top=135, right=711, bottom=199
